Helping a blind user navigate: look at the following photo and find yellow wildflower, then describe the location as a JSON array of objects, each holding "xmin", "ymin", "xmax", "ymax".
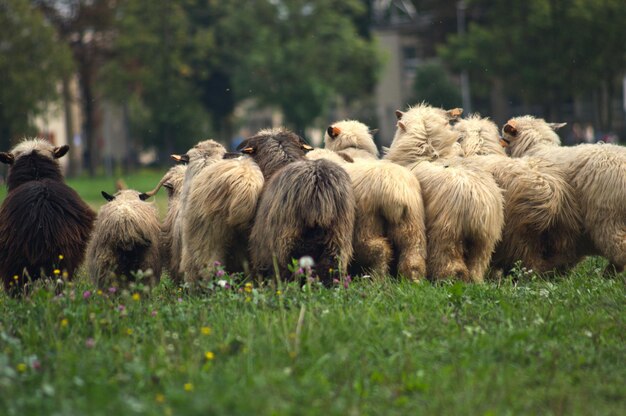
[
  {"xmin": 245, "ymin": 296, "xmax": 251, "ymax": 302},
  {"xmin": 16, "ymin": 363, "xmax": 27, "ymax": 373},
  {"xmin": 53, "ymin": 269, "xmax": 61, "ymax": 276},
  {"xmin": 62, "ymin": 271, "xmax": 69, "ymax": 279},
  {"xmin": 97, "ymin": 290, "xmax": 103, "ymax": 295},
  {"xmin": 126, "ymin": 328, "xmax": 133, "ymax": 335},
  {"xmin": 13, "ymin": 275, "xmax": 18, "ymax": 281},
  {"xmin": 276, "ymin": 290, "xmax": 282, "ymax": 296},
  {"xmin": 60, "ymin": 318, "xmax": 68, "ymax": 328},
  {"xmin": 201, "ymin": 326, "xmax": 211, "ymax": 336},
  {"xmin": 205, "ymin": 351, "xmax": 215, "ymax": 361},
  {"xmin": 155, "ymin": 394, "xmax": 165, "ymax": 404},
  {"xmin": 132, "ymin": 293, "xmax": 141, "ymax": 301},
  {"xmin": 58, "ymin": 254, "xmax": 64, "ymax": 260},
  {"xmin": 184, "ymin": 382, "xmax": 194, "ymax": 392},
  {"xmin": 244, "ymin": 282, "xmax": 253, "ymax": 293}
]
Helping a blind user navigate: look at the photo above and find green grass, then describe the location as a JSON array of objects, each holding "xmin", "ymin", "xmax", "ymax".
[
  {"xmin": 0, "ymin": 169, "xmax": 169, "ymax": 215},
  {"xmin": 0, "ymin": 259, "xmax": 624, "ymax": 415}
]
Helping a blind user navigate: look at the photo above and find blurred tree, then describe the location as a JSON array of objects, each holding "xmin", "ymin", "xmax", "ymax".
[
  {"xmin": 101, "ymin": 0, "xmax": 211, "ymax": 157},
  {"xmin": 35, "ymin": 0, "xmax": 120, "ymax": 176},
  {"xmin": 411, "ymin": 62, "xmax": 462, "ymax": 108},
  {"xmin": 0, "ymin": 0, "xmax": 72, "ymax": 152},
  {"xmin": 218, "ymin": 0, "xmax": 380, "ymax": 133},
  {"xmin": 439, "ymin": 0, "xmax": 626, "ymax": 127}
]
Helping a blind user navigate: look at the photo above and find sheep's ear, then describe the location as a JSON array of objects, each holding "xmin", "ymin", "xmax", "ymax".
[
  {"xmin": 548, "ymin": 122, "xmax": 567, "ymax": 131},
  {"xmin": 102, "ymin": 191, "xmax": 115, "ymax": 201},
  {"xmin": 0, "ymin": 152, "xmax": 14, "ymax": 165},
  {"xmin": 327, "ymin": 126, "xmax": 340, "ymax": 139},
  {"xmin": 369, "ymin": 128, "xmax": 379, "ymax": 136},
  {"xmin": 503, "ymin": 122, "xmax": 518, "ymax": 137},
  {"xmin": 116, "ymin": 178, "xmax": 127, "ymax": 191},
  {"xmin": 53, "ymin": 145, "xmax": 70, "ymax": 159},
  {"xmin": 139, "ymin": 193, "xmax": 150, "ymax": 201},
  {"xmin": 446, "ymin": 108, "xmax": 463, "ymax": 120},
  {"xmin": 395, "ymin": 110, "xmax": 404, "ymax": 120},
  {"xmin": 240, "ymin": 146, "xmax": 255, "ymax": 154},
  {"xmin": 171, "ymin": 154, "xmax": 190, "ymax": 164},
  {"xmin": 398, "ymin": 121, "xmax": 407, "ymax": 131}
]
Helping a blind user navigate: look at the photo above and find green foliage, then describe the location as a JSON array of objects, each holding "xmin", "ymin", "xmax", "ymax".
[
  {"xmin": 438, "ymin": 0, "xmax": 626, "ymax": 115},
  {"xmin": 0, "ymin": 0, "xmax": 73, "ymax": 150},
  {"xmin": 216, "ymin": 0, "xmax": 380, "ymax": 131},
  {"xmin": 101, "ymin": 0, "xmax": 212, "ymax": 151},
  {"xmin": 0, "ymin": 262, "xmax": 623, "ymax": 414},
  {"xmin": 411, "ymin": 62, "xmax": 462, "ymax": 109}
]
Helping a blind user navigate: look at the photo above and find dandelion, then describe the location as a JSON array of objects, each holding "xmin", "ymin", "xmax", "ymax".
[
  {"xmin": 132, "ymin": 293, "xmax": 141, "ymax": 301},
  {"xmin": 60, "ymin": 318, "xmax": 68, "ymax": 328},
  {"xmin": 244, "ymin": 282, "xmax": 253, "ymax": 293},
  {"xmin": 201, "ymin": 326, "xmax": 211, "ymax": 336},
  {"xmin": 53, "ymin": 269, "xmax": 61, "ymax": 276},
  {"xmin": 276, "ymin": 290, "xmax": 282, "ymax": 296},
  {"xmin": 97, "ymin": 289, "xmax": 103, "ymax": 295},
  {"xmin": 204, "ymin": 351, "xmax": 215, "ymax": 361},
  {"xmin": 13, "ymin": 275, "xmax": 18, "ymax": 281},
  {"xmin": 83, "ymin": 290, "xmax": 91, "ymax": 299},
  {"xmin": 126, "ymin": 328, "xmax": 133, "ymax": 335},
  {"xmin": 184, "ymin": 383, "xmax": 194, "ymax": 392},
  {"xmin": 59, "ymin": 254, "xmax": 64, "ymax": 260},
  {"xmin": 155, "ymin": 394, "xmax": 165, "ymax": 404},
  {"xmin": 16, "ymin": 363, "xmax": 27, "ymax": 373},
  {"xmin": 85, "ymin": 338, "xmax": 95, "ymax": 348}
]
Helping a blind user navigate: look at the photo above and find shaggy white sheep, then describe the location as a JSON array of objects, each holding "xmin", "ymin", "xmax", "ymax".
[
  {"xmin": 501, "ymin": 116, "xmax": 626, "ymax": 273},
  {"xmin": 384, "ymin": 104, "xmax": 504, "ymax": 282}
]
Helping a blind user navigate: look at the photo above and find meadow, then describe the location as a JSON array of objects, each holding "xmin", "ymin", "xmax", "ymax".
[{"xmin": 0, "ymin": 172, "xmax": 625, "ymax": 415}]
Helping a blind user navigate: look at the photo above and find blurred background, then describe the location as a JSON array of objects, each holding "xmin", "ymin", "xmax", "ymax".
[{"xmin": 1, "ymin": 0, "xmax": 625, "ymax": 179}]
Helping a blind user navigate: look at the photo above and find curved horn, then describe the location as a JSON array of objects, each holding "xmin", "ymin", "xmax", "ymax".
[{"xmin": 141, "ymin": 173, "xmax": 172, "ymax": 198}]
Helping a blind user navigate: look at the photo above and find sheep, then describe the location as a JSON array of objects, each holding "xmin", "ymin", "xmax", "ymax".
[
  {"xmin": 454, "ymin": 115, "xmax": 583, "ymax": 274},
  {"xmin": 141, "ymin": 164, "xmax": 187, "ymax": 282},
  {"xmin": 0, "ymin": 139, "xmax": 95, "ymax": 294},
  {"xmin": 384, "ymin": 104, "xmax": 504, "ymax": 282},
  {"xmin": 316, "ymin": 121, "xmax": 427, "ymax": 280},
  {"xmin": 501, "ymin": 116, "xmax": 626, "ymax": 274},
  {"xmin": 85, "ymin": 189, "xmax": 161, "ymax": 287},
  {"xmin": 179, "ymin": 149, "xmax": 264, "ymax": 281},
  {"xmin": 237, "ymin": 128, "xmax": 355, "ymax": 284}
]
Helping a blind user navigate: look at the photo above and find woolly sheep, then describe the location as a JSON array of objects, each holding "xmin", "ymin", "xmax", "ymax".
[
  {"xmin": 238, "ymin": 128, "xmax": 355, "ymax": 284},
  {"xmin": 501, "ymin": 116, "xmax": 626, "ymax": 273},
  {"xmin": 178, "ymin": 144, "xmax": 264, "ymax": 281},
  {"xmin": 85, "ymin": 189, "xmax": 161, "ymax": 287},
  {"xmin": 385, "ymin": 104, "xmax": 504, "ymax": 282},
  {"xmin": 454, "ymin": 115, "xmax": 583, "ymax": 274},
  {"xmin": 0, "ymin": 139, "xmax": 95, "ymax": 294},
  {"xmin": 318, "ymin": 121, "xmax": 427, "ymax": 280}
]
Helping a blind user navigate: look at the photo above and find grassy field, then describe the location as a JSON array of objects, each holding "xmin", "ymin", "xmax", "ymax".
[{"xmin": 0, "ymin": 171, "xmax": 625, "ymax": 415}]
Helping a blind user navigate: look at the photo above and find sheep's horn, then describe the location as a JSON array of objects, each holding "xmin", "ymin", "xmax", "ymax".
[{"xmin": 141, "ymin": 173, "xmax": 172, "ymax": 197}]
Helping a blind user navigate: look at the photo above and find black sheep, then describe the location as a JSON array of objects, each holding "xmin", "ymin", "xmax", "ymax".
[{"xmin": 0, "ymin": 139, "xmax": 95, "ymax": 294}]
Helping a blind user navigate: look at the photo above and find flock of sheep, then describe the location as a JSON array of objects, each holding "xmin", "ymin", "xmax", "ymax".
[{"xmin": 1, "ymin": 103, "xmax": 625, "ymax": 295}]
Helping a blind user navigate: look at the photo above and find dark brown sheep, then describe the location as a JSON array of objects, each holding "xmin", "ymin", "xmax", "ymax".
[
  {"xmin": 0, "ymin": 139, "xmax": 95, "ymax": 295},
  {"xmin": 237, "ymin": 128, "xmax": 356, "ymax": 284}
]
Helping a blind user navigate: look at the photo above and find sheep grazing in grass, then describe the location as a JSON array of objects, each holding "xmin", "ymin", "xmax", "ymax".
[
  {"xmin": 385, "ymin": 104, "xmax": 504, "ymax": 282},
  {"xmin": 142, "ymin": 164, "xmax": 187, "ymax": 281},
  {"xmin": 85, "ymin": 189, "xmax": 161, "ymax": 287},
  {"xmin": 317, "ymin": 121, "xmax": 427, "ymax": 281},
  {"xmin": 0, "ymin": 139, "xmax": 95, "ymax": 294},
  {"xmin": 238, "ymin": 128, "xmax": 355, "ymax": 284},
  {"xmin": 501, "ymin": 116, "xmax": 626, "ymax": 274},
  {"xmin": 454, "ymin": 115, "xmax": 583, "ymax": 274}
]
